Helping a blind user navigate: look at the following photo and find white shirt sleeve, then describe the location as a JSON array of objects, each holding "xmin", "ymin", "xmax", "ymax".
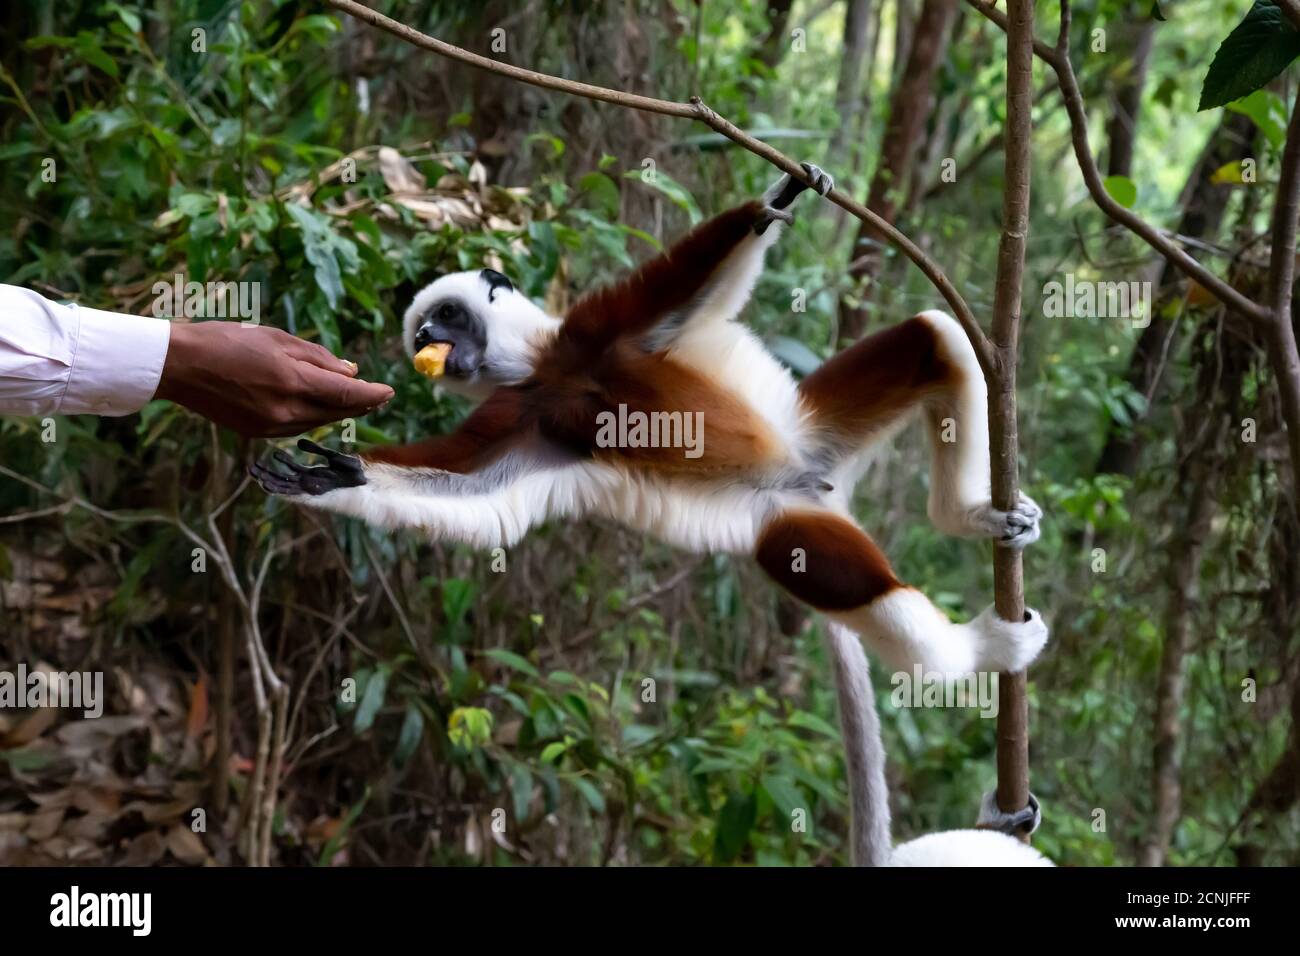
[{"xmin": 0, "ymin": 284, "xmax": 172, "ymax": 417}]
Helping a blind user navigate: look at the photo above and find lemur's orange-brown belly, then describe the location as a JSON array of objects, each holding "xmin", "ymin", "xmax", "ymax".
[
  {"xmin": 605, "ymin": 354, "xmax": 785, "ymax": 474},
  {"xmin": 538, "ymin": 345, "xmax": 786, "ymax": 476}
]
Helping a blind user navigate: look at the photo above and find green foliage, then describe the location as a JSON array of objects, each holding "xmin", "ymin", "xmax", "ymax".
[
  {"xmin": 1102, "ymin": 174, "xmax": 1138, "ymax": 209},
  {"xmin": 1199, "ymin": 1, "xmax": 1300, "ymax": 110}
]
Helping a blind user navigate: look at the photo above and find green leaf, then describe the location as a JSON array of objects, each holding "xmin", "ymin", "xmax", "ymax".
[
  {"xmin": 447, "ymin": 706, "xmax": 493, "ymax": 749},
  {"xmin": 510, "ymin": 764, "xmax": 534, "ymax": 822},
  {"xmin": 1102, "ymin": 174, "xmax": 1137, "ymax": 209},
  {"xmin": 1226, "ymin": 88, "xmax": 1290, "ymax": 148},
  {"xmin": 285, "ymin": 203, "xmax": 345, "ymax": 309},
  {"xmin": 483, "ymin": 647, "xmax": 540, "ymax": 678},
  {"xmin": 570, "ymin": 776, "xmax": 606, "ymax": 814},
  {"xmin": 353, "ymin": 667, "xmax": 389, "ymax": 733},
  {"xmin": 1209, "ymin": 159, "xmax": 1249, "ymax": 184},
  {"xmin": 760, "ymin": 774, "xmax": 806, "ymax": 820},
  {"xmin": 524, "ymin": 132, "xmax": 565, "ymax": 159},
  {"xmin": 75, "ymin": 32, "xmax": 118, "ymax": 77},
  {"xmin": 622, "ymin": 168, "xmax": 703, "ymax": 225},
  {"xmin": 1199, "ymin": 2, "xmax": 1300, "ymax": 111},
  {"xmin": 578, "ymin": 171, "xmax": 620, "ymax": 214},
  {"xmin": 540, "ymin": 740, "xmax": 568, "ymax": 763},
  {"xmin": 393, "ymin": 701, "xmax": 424, "ymax": 768},
  {"xmin": 104, "ymin": 2, "xmax": 142, "ymax": 33},
  {"xmin": 787, "ymin": 710, "xmax": 840, "ymax": 739},
  {"xmin": 440, "ymin": 577, "xmax": 476, "ymax": 641},
  {"xmin": 713, "ymin": 789, "xmax": 757, "ymax": 862}
]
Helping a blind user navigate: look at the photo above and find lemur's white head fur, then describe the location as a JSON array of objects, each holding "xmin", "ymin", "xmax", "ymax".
[{"xmin": 403, "ymin": 269, "xmax": 561, "ymax": 400}]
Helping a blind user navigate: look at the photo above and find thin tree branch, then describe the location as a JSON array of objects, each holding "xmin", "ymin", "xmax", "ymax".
[
  {"xmin": 1268, "ymin": 87, "xmax": 1300, "ymax": 321},
  {"xmin": 1266, "ymin": 87, "xmax": 1300, "ymax": 493},
  {"xmin": 989, "ymin": 0, "xmax": 1034, "ymax": 831},
  {"xmin": 321, "ymin": 0, "xmax": 996, "ymax": 377}
]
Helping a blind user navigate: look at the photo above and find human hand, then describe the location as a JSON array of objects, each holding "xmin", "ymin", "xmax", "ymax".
[{"xmin": 154, "ymin": 322, "xmax": 394, "ymax": 437}]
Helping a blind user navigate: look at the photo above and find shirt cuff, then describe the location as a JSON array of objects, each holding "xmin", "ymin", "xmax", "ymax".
[{"xmin": 60, "ymin": 305, "xmax": 172, "ymax": 416}]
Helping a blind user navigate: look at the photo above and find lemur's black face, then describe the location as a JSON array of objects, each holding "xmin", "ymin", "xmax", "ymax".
[
  {"xmin": 411, "ymin": 269, "xmax": 516, "ymax": 381},
  {"xmin": 413, "ymin": 298, "xmax": 486, "ymax": 378}
]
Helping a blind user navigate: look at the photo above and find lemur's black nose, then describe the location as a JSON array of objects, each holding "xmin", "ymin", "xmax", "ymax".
[{"xmin": 414, "ymin": 325, "xmax": 434, "ymax": 351}]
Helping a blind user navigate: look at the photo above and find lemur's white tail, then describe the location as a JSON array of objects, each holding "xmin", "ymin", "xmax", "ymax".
[{"xmin": 823, "ymin": 622, "xmax": 892, "ymax": 866}]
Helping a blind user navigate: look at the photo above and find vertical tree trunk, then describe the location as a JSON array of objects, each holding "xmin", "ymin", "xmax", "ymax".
[
  {"xmin": 755, "ymin": 0, "xmax": 796, "ymax": 70},
  {"xmin": 1139, "ymin": 315, "xmax": 1241, "ymax": 866},
  {"xmin": 1104, "ymin": 19, "xmax": 1156, "ymax": 179},
  {"xmin": 989, "ymin": 0, "xmax": 1034, "ymax": 828},
  {"xmin": 1139, "ymin": 465, "xmax": 1217, "ymax": 866},
  {"xmin": 837, "ymin": 0, "xmax": 959, "ymax": 346},
  {"xmin": 828, "ymin": 0, "xmax": 878, "ymax": 162},
  {"xmin": 893, "ymin": 0, "xmax": 917, "ymax": 86}
]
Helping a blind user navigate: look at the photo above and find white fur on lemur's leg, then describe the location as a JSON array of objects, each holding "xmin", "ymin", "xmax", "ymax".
[
  {"xmin": 829, "ymin": 588, "xmax": 1049, "ymax": 676},
  {"xmin": 915, "ymin": 309, "xmax": 1042, "ymax": 548}
]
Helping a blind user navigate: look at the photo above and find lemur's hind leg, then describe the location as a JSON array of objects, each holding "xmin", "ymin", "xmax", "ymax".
[
  {"xmin": 799, "ymin": 310, "xmax": 1041, "ymax": 548},
  {"xmin": 755, "ymin": 508, "xmax": 1048, "ymax": 674}
]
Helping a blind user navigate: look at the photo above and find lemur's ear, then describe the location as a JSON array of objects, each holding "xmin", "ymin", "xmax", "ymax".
[{"xmin": 480, "ymin": 269, "xmax": 514, "ymax": 302}]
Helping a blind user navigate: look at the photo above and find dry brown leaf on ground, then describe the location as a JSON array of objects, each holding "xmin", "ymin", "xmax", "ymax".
[
  {"xmin": 377, "ymin": 145, "xmax": 427, "ymax": 194},
  {"xmin": 5, "ymin": 707, "xmax": 59, "ymax": 747},
  {"xmin": 186, "ymin": 672, "xmax": 209, "ymax": 740},
  {"xmin": 165, "ymin": 824, "xmax": 211, "ymax": 865}
]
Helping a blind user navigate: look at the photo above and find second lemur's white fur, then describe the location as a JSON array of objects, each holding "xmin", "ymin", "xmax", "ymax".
[{"xmin": 824, "ymin": 623, "xmax": 1053, "ymax": 866}]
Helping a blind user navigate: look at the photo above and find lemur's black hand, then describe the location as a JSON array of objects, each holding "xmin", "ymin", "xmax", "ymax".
[
  {"xmin": 250, "ymin": 439, "xmax": 367, "ymax": 497},
  {"xmin": 755, "ymin": 162, "xmax": 835, "ymax": 234},
  {"xmin": 770, "ymin": 162, "xmax": 835, "ymax": 209}
]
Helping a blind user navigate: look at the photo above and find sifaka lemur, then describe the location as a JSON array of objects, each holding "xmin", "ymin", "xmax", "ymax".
[{"xmin": 252, "ymin": 162, "xmax": 1051, "ymax": 860}]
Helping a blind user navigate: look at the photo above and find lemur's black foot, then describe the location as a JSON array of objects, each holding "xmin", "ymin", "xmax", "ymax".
[
  {"xmin": 976, "ymin": 790, "xmax": 1042, "ymax": 837},
  {"xmin": 755, "ymin": 162, "xmax": 835, "ymax": 234},
  {"xmin": 250, "ymin": 439, "xmax": 367, "ymax": 497},
  {"xmin": 769, "ymin": 162, "xmax": 835, "ymax": 209}
]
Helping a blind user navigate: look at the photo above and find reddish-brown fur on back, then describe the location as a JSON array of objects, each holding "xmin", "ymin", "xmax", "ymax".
[
  {"xmin": 365, "ymin": 200, "xmax": 781, "ymax": 477},
  {"xmin": 756, "ymin": 510, "xmax": 901, "ymax": 610},
  {"xmin": 528, "ymin": 337, "xmax": 782, "ymax": 473},
  {"xmin": 799, "ymin": 317, "xmax": 953, "ymax": 442},
  {"xmin": 362, "ymin": 388, "xmax": 531, "ymax": 472},
  {"xmin": 563, "ymin": 201, "xmax": 766, "ymax": 347}
]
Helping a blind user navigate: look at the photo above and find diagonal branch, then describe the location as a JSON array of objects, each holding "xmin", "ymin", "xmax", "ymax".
[
  {"xmin": 966, "ymin": 0, "xmax": 1272, "ymax": 325},
  {"xmin": 322, "ymin": 0, "xmax": 997, "ymax": 377}
]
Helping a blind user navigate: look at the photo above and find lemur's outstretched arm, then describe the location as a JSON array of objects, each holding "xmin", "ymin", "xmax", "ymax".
[
  {"xmin": 248, "ymin": 386, "xmax": 586, "ymax": 547},
  {"xmin": 250, "ymin": 435, "xmax": 585, "ymax": 549},
  {"xmin": 564, "ymin": 163, "xmax": 833, "ymax": 350}
]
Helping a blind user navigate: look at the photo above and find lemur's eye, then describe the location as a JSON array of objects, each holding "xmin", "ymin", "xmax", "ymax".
[{"xmin": 438, "ymin": 303, "xmax": 458, "ymax": 322}]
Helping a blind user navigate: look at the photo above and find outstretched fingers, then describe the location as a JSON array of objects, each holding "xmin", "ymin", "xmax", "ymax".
[{"xmin": 249, "ymin": 440, "xmax": 368, "ymax": 497}]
